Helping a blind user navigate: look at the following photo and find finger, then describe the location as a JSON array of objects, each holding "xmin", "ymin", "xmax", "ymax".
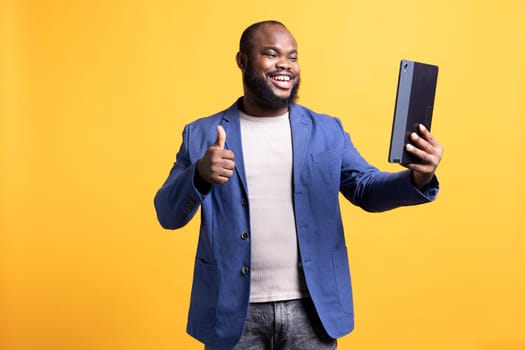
[
  {"xmin": 220, "ymin": 168, "xmax": 234, "ymax": 178},
  {"xmin": 418, "ymin": 124, "xmax": 439, "ymax": 147},
  {"xmin": 213, "ymin": 170, "xmax": 234, "ymax": 184},
  {"xmin": 221, "ymin": 159, "xmax": 235, "ymax": 170},
  {"xmin": 410, "ymin": 132, "xmax": 432, "ymax": 154},
  {"xmin": 220, "ymin": 150, "xmax": 235, "ymax": 160},
  {"xmin": 214, "ymin": 125, "xmax": 226, "ymax": 149},
  {"xmin": 412, "ymin": 126, "xmax": 444, "ymax": 162},
  {"xmin": 406, "ymin": 143, "xmax": 430, "ymax": 163},
  {"xmin": 418, "ymin": 123, "xmax": 430, "ymax": 136}
]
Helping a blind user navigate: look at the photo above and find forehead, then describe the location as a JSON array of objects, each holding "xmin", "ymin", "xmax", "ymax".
[{"xmin": 250, "ymin": 24, "xmax": 297, "ymax": 51}]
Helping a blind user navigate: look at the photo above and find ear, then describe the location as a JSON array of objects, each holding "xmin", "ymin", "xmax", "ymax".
[{"xmin": 236, "ymin": 51, "xmax": 247, "ymax": 71}]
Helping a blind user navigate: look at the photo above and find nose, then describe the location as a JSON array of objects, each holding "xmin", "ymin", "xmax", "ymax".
[{"xmin": 276, "ymin": 57, "xmax": 292, "ymax": 70}]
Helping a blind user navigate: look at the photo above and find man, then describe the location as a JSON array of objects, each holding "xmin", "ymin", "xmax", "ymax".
[{"xmin": 154, "ymin": 20, "xmax": 442, "ymax": 350}]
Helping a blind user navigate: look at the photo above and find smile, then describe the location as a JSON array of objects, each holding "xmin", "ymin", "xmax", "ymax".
[{"xmin": 268, "ymin": 73, "xmax": 295, "ymax": 90}]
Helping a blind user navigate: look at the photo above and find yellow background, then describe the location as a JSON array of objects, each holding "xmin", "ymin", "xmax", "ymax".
[{"xmin": 1, "ymin": 0, "xmax": 524, "ymax": 349}]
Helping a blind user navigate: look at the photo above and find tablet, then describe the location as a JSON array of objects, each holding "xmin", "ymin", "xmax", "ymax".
[{"xmin": 388, "ymin": 59, "xmax": 439, "ymax": 164}]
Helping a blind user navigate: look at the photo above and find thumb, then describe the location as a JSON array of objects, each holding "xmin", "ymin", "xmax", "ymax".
[{"xmin": 214, "ymin": 125, "xmax": 226, "ymax": 149}]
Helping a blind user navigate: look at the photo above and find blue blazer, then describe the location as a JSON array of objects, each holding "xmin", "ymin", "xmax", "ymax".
[{"xmin": 154, "ymin": 99, "xmax": 438, "ymax": 350}]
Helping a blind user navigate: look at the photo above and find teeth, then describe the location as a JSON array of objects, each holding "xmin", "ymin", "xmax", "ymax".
[{"xmin": 273, "ymin": 76, "xmax": 291, "ymax": 81}]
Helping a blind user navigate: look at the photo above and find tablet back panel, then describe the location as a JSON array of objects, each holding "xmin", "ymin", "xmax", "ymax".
[{"xmin": 388, "ymin": 60, "xmax": 439, "ymax": 164}]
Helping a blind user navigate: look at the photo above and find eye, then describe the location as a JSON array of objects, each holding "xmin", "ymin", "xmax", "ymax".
[
  {"xmin": 289, "ymin": 55, "xmax": 298, "ymax": 62},
  {"xmin": 263, "ymin": 52, "xmax": 277, "ymax": 58}
]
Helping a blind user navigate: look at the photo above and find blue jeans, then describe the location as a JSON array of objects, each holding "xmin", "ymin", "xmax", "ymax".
[{"xmin": 205, "ymin": 298, "xmax": 337, "ymax": 350}]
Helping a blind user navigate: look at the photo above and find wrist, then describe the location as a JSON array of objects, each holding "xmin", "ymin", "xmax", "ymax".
[
  {"xmin": 194, "ymin": 161, "xmax": 212, "ymax": 195},
  {"xmin": 411, "ymin": 171, "xmax": 433, "ymax": 189}
]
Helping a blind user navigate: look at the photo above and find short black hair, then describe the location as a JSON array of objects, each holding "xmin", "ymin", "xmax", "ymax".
[{"xmin": 239, "ymin": 20, "xmax": 287, "ymax": 55}]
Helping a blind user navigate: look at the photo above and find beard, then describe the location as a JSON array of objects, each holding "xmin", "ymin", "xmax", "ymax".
[{"xmin": 243, "ymin": 61, "xmax": 300, "ymax": 110}]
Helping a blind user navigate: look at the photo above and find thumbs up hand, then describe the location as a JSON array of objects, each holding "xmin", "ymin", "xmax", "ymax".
[{"xmin": 196, "ymin": 125, "xmax": 235, "ymax": 185}]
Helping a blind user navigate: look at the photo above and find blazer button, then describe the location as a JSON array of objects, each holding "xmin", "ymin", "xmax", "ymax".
[
  {"xmin": 241, "ymin": 266, "xmax": 249, "ymax": 275},
  {"xmin": 240, "ymin": 231, "xmax": 249, "ymax": 240},
  {"xmin": 241, "ymin": 197, "xmax": 248, "ymax": 206}
]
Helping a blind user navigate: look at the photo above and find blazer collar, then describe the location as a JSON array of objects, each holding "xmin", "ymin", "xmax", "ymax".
[{"xmin": 220, "ymin": 99, "xmax": 311, "ymax": 192}]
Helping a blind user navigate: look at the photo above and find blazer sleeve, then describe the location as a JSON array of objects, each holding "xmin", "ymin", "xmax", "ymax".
[{"xmin": 154, "ymin": 125, "xmax": 207, "ymax": 229}]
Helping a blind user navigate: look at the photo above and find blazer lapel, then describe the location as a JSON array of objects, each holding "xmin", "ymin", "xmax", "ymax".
[
  {"xmin": 221, "ymin": 102, "xmax": 249, "ymax": 195},
  {"xmin": 289, "ymin": 104, "xmax": 311, "ymax": 186}
]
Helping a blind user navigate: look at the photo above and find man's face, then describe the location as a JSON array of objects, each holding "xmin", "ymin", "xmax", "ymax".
[{"xmin": 242, "ymin": 24, "xmax": 301, "ymax": 110}]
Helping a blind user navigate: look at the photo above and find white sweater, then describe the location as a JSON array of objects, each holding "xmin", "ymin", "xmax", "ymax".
[{"xmin": 240, "ymin": 111, "xmax": 308, "ymax": 303}]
